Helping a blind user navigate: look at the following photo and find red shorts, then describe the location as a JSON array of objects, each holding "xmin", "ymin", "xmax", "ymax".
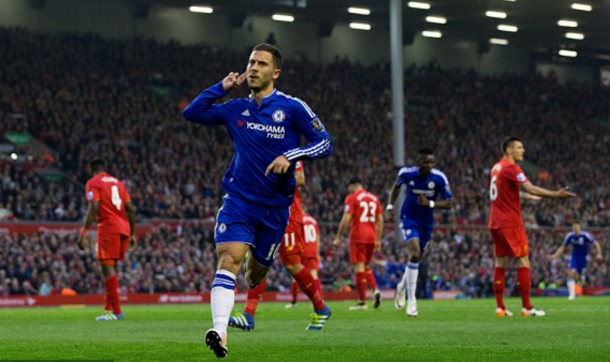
[
  {"xmin": 96, "ymin": 233, "xmax": 129, "ymax": 261},
  {"xmin": 279, "ymin": 221, "xmax": 304, "ymax": 258},
  {"xmin": 490, "ymin": 226, "xmax": 529, "ymax": 258},
  {"xmin": 349, "ymin": 242, "xmax": 375, "ymax": 264},
  {"xmin": 301, "ymin": 255, "xmax": 320, "ymax": 271}
]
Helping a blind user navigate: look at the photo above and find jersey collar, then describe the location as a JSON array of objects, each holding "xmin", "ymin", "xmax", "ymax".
[{"xmin": 248, "ymin": 89, "xmax": 278, "ymax": 105}]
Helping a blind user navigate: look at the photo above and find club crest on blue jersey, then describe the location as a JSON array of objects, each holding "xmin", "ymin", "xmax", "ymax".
[
  {"xmin": 218, "ymin": 223, "xmax": 227, "ymax": 233},
  {"xmin": 272, "ymin": 109, "xmax": 286, "ymax": 123},
  {"xmin": 428, "ymin": 181, "xmax": 435, "ymax": 189}
]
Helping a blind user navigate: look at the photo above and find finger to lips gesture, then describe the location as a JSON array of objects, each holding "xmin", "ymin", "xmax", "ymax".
[{"xmin": 222, "ymin": 71, "xmax": 247, "ymax": 92}]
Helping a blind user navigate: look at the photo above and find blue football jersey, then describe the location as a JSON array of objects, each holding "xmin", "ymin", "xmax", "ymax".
[
  {"xmin": 562, "ymin": 231, "xmax": 595, "ymax": 258},
  {"xmin": 182, "ymin": 82, "xmax": 332, "ymax": 207},
  {"xmin": 396, "ymin": 166, "xmax": 452, "ymax": 228}
]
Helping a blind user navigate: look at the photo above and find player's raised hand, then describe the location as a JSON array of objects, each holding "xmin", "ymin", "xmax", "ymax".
[
  {"xmin": 221, "ymin": 71, "xmax": 247, "ymax": 92},
  {"xmin": 128, "ymin": 235, "xmax": 138, "ymax": 251},
  {"xmin": 555, "ymin": 187, "xmax": 576, "ymax": 198},
  {"xmin": 265, "ymin": 155, "xmax": 291, "ymax": 176}
]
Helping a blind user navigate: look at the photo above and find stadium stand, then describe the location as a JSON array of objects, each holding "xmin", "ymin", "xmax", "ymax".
[{"xmin": 1, "ymin": 27, "xmax": 609, "ymax": 297}]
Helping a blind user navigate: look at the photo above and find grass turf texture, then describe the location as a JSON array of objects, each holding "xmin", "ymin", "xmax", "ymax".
[{"xmin": 0, "ymin": 297, "xmax": 608, "ymax": 362}]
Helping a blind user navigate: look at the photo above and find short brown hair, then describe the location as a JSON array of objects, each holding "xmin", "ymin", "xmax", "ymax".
[{"xmin": 252, "ymin": 43, "xmax": 283, "ymax": 69}]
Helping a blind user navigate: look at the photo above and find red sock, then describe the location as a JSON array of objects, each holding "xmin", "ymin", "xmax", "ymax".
[
  {"xmin": 244, "ymin": 279, "xmax": 267, "ymax": 316},
  {"xmin": 104, "ymin": 288, "xmax": 112, "ymax": 312},
  {"xmin": 290, "ymin": 280, "xmax": 299, "ymax": 303},
  {"xmin": 493, "ymin": 267, "xmax": 506, "ymax": 310},
  {"xmin": 356, "ymin": 271, "xmax": 367, "ymax": 303},
  {"xmin": 105, "ymin": 275, "xmax": 121, "ymax": 315},
  {"xmin": 294, "ymin": 267, "xmax": 325, "ymax": 311},
  {"xmin": 517, "ymin": 267, "xmax": 533, "ymax": 310},
  {"xmin": 365, "ymin": 268, "xmax": 378, "ymax": 291},
  {"xmin": 314, "ymin": 278, "xmax": 322, "ymax": 297}
]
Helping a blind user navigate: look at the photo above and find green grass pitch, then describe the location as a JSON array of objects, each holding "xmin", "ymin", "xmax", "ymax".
[{"xmin": 0, "ymin": 297, "xmax": 608, "ymax": 361}]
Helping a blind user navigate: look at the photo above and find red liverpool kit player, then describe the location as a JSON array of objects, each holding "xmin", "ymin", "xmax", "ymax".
[
  {"xmin": 333, "ymin": 177, "xmax": 383, "ymax": 310},
  {"xmin": 229, "ymin": 161, "xmax": 330, "ymax": 331},
  {"xmin": 489, "ymin": 137, "xmax": 574, "ymax": 317},
  {"xmin": 77, "ymin": 159, "xmax": 136, "ymax": 321},
  {"xmin": 286, "ymin": 213, "xmax": 323, "ymax": 308}
]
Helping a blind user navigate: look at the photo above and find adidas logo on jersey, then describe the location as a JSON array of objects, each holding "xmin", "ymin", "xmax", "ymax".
[
  {"xmin": 409, "ymin": 181, "xmax": 415, "ymax": 186},
  {"xmin": 241, "ymin": 109, "xmax": 251, "ymax": 116}
]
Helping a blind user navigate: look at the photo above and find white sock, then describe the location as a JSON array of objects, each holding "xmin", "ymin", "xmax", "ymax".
[
  {"xmin": 211, "ymin": 270, "xmax": 236, "ymax": 335},
  {"xmin": 406, "ymin": 262, "xmax": 419, "ymax": 304},
  {"xmin": 398, "ymin": 271, "xmax": 407, "ymax": 288},
  {"xmin": 567, "ymin": 278, "xmax": 575, "ymax": 298}
]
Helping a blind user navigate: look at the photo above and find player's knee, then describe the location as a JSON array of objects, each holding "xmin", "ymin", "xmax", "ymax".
[
  {"xmin": 285, "ymin": 263, "xmax": 302, "ymax": 275},
  {"xmin": 217, "ymin": 252, "xmax": 244, "ymax": 273},
  {"xmin": 409, "ymin": 253, "xmax": 421, "ymax": 263}
]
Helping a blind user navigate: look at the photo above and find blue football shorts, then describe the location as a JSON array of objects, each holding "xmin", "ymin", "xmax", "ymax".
[
  {"xmin": 215, "ymin": 194, "xmax": 290, "ymax": 268},
  {"xmin": 400, "ymin": 219, "xmax": 433, "ymax": 250},
  {"xmin": 569, "ymin": 256, "xmax": 587, "ymax": 275}
]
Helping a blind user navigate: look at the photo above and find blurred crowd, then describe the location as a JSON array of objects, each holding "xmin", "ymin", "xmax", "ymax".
[
  {"xmin": 1, "ymin": 27, "xmax": 610, "ymax": 297},
  {"xmin": 1, "ymin": 225, "xmax": 608, "ymax": 297},
  {"xmin": 1, "ymin": 27, "xmax": 609, "ymax": 227}
]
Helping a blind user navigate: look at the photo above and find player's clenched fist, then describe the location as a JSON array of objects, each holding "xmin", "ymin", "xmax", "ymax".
[
  {"xmin": 128, "ymin": 235, "xmax": 137, "ymax": 251},
  {"xmin": 222, "ymin": 71, "xmax": 247, "ymax": 92},
  {"xmin": 77, "ymin": 236, "xmax": 87, "ymax": 251},
  {"xmin": 417, "ymin": 194, "xmax": 430, "ymax": 206}
]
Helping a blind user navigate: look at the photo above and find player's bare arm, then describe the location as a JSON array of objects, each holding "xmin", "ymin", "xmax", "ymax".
[
  {"xmin": 125, "ymin": 201, "xmax": 137, "ymax": 251},
  {"xmin": 519, "ymin": 191, "xmax": 542, "ymax": 201},
  {"xmin": 417, "ymin": 194, "xmax": 452, "ymax": 209},
  {"xmin": 265, "ymin": 155, "xmax": 291, "ymax": 176},
  {"xmin": 333, "ymin": 213, "xmax": 352, "ymax": 246},
  {"xmin": 77, "ymin": 201, "xmax": 99, "ymax": 251},
  {"xmin": 295, "ymin": 167, "xmax": 305, "ymax": 187},
  {"xmin": 548, "ymin": 245, "xmax": 565, "ymax": 259},
  {"xmin": 521, "ymin": 181, "xmax": 576, "ymax": 199},
  {"xmin": 594, "ymin": 241, "xmax": 603, "ymax": 260},
  {"xmin": 374, "ymin": 213, "xmax": 383, "ymax": 252},
  {"xmin": 386, "ymin": 181, "xmax": 401, "ymax": 222},
  {"xmin": 221, "ymin": 71, "xmax": 247, "ymax": 92}
]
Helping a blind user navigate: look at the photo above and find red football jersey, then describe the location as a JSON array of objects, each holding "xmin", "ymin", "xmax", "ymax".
[
  {"xmin": 344, "ymin": 188, "xmax": 382, "ymax": 244},
  {"xmin": 85, "ymin": 172, "xmax": 131, "ymax": 236},
  {"xmin": 488, "ymin": 158, "xmax": 528, "ymax": 229},
  {"xmin": 302, "ymin": 214, "xmax": 319, "ymax": 258},
  {"xmin": 288, "ymin": 161, "xmax": 304, "ymax": 224}
]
